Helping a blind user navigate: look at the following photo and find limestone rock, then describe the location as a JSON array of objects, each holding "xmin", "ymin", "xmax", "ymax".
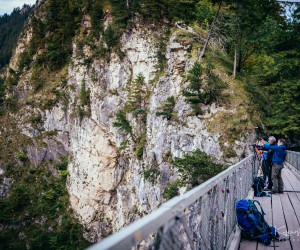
[
  {"xmin": 43, "ymin": 138, "xmax": 68, "ymax": 162},
  {"xmin": 44, "ymin": 106, "xmax": 67, "ymax": 131},
  {"xmin": 26, "ymin": 144, "xmax": 47, "ymax": 167},
  {"xmin": 0, "ymin": 178, "xmax": 12, "ymax": 198}
]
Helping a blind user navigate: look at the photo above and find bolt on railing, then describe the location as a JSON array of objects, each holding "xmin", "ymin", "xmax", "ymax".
[{"xmin": 88, "ymin": 154, "xmax": 260, "ymax": 250}]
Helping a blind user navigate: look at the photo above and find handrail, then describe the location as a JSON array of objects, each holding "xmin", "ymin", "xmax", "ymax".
[
  {"xmin": 277, "ymin": 0, "xmax": 300, "ymax": 2},
  {"xmin": 88, "ymin": 154, "xmax": 259, "ymax": 250},
  {"xmin": 286, "ymin": 150, "xmax": 300, "ymax": 175}
]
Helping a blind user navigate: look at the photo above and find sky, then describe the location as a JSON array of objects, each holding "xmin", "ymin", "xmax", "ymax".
[{"xmin": 0, "ymin": 0, "xmax": 36, "ymax": 16}]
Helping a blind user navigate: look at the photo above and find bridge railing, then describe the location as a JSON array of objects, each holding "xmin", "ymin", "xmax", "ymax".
[
  {"xmin": 277, "ymin": 0, "xmax": 300, "ymax": 2},
  {"xmin": 286, "ymin": 150, "xmax": 300, "ymax": 174},
  {"xmin": 89, "ymin": 154, "xmax": 259, "ymax": 250}
]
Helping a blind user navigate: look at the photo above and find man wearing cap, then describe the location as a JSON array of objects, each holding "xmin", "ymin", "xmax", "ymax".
[
  {"xmin": 263, "ymin": 138, "xmax": 287, "ymax": 194},
  {"xmin": 261, "ymin": 136, "xmax": 269, "ymax": 184}
]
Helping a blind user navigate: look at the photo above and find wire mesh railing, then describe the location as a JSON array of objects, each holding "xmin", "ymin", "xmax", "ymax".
[
  {"xmin": 286, "ymin": 150, "xmax": 300, "ymax": 174},
  {"xmin": 88, "ymin": 154, "xmax": 260, "ymax": 250}
]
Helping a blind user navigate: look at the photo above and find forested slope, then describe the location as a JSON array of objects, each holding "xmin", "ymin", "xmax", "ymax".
[{"xmin": 0, "ymin": 5, "xmax": 32, "ymax": 68}]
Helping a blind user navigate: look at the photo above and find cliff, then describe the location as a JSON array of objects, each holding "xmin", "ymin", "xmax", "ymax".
[{"xmin": 0, "ymin": 1, "xmax": 259, "ymax": 247}]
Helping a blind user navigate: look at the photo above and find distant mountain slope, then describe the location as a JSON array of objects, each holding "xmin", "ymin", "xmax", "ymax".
[{"xmin": 0, "ymin": 6, "xmax": 32, "ymax": 68}]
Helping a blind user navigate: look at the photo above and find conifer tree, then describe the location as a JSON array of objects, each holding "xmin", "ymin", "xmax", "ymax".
[{"xmin": 125, "ymin": 73, "xmax": 148, "ymax": 114}]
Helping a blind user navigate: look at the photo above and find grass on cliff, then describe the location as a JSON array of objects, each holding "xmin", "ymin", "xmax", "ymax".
[
  {"xmin": 168, "ymin": 23, "xmax": 259, "ymax": 147},
  {"xmin": 201, "ymin": 52, "xmax": 261, "ymax": 157}
]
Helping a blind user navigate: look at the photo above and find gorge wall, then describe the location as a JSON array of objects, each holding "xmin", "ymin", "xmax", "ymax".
[{"xmin": 0, "ymin": 3, "xmax": 258, "ymax": 244}]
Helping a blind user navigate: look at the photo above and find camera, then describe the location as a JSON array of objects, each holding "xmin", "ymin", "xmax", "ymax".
[{"xmin": 250, "ymin": 144, "xmax": 263, "ymax": 150}]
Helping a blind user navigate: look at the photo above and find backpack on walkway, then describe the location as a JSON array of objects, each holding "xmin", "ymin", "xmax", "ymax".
[
  {"xmin": 252, "ymin": 177, "xmax": 267, "ymax": 197},
  {"xmin": 236, "ymin": 199, "xmax": 279, "ymax": 245}
]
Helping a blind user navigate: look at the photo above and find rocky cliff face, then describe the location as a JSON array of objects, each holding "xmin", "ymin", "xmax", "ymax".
[{"xmin": 4, "ymin": 12, "xmax": 256, "ymax": 242}]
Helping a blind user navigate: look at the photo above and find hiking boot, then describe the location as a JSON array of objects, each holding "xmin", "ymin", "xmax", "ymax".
[
  {"xmin": 269, "ymin": 191, "xmax": 278, "ymax": 194},
  {"xmin": 278, "ymin": 191, "xmax": 284, "ymax": 194}
]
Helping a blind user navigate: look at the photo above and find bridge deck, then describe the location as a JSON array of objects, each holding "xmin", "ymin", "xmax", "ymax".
[{"xmin": 239, "ymin": 167, "xmax": 300, "ymax": 250}]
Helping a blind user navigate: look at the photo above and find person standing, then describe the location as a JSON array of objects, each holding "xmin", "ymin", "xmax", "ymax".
[
  {"xmin": 265, "ymin": 136, "xmax": 276, "ymax": 190},
  {"xmin": 263, "ymin": 138, "xmax": 287, "ymax": 194},
  {"xmin": 261, "ymin": 136, "xmax": 269, "ymax": 184}
]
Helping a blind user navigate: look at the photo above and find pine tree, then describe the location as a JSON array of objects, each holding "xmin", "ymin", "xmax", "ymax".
[
  {"xmin": 156, "ymin": 96, "xmax": 176, "ymax": 120},
  {"xmin": 202, "ymin": 61, "xmax": 227, "ymax": 104},
  {"xmin": 182, "ymin": 62, "xmax": 204, "ymax": 115},
  {"xmin": 125, "ymin": 73, "xmax": 148, "ymax": 114}
]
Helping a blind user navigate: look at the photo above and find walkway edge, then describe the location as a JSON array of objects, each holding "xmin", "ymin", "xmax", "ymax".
[{"xmin": 285, "ymin": 162, "xmax": 300, "ymax": 182}]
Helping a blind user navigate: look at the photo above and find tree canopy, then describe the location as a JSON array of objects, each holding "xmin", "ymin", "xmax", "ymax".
[{"xmin": 0, "ymin": 6, "xmax": 32, "ymax": 68}]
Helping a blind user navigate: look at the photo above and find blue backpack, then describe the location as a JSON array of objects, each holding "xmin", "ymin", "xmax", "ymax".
[{"xmin": 236, "ymin": 199, "xmax": 279, "ymax": 245}]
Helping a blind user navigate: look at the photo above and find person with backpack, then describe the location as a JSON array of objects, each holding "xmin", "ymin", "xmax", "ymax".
[{"xmin": 263, "ymin": 138, "xmax": 287, "ymax": 194}]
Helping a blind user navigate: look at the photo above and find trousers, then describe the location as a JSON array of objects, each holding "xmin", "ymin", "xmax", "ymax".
[
  {"xmin": 262, "ymin": 159, "xmax": 269, "ymax": 182},
  {"xmin": 271, "ymin": 163, "xmax": 283, "ymax": 192}
]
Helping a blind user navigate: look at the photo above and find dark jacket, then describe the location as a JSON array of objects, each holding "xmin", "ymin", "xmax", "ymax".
[
  {"xmin": 264, "ymin": 144, "xmax": 287, "ymax": 165},
  {"xmin": 266, "ymin": 143, "xmax": 276, "ymax": 167}
]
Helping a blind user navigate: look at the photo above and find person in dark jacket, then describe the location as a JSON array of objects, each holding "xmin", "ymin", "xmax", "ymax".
[
  {"xmin": 261, "ymin": 136, "xmax": 269, "ymax": 184},
  {"xmin": 263, "ymin": 138, "xmax": 287, "ymax": 194},
  {"xmin": 265, "ymin": 136, "xmax": 276, "ymax": 190}
]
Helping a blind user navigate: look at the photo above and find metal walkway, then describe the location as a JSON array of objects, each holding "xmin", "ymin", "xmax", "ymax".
[
  {"xmin": 240, "ymin": 165, "xmax": 300, "ymax": 250},
  {"xmin": 88, "ymin": 151, "xmax": 300, "ymax": 250}
]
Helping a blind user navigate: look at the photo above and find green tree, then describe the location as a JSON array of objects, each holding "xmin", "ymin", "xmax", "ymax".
[
  {"xmin": 125, "ymin": 73, "xmax": 148, "ymax": 156},
  {"xmin": 0, "ymin": 77, "xmax": 4, "ymax": 114},
  {"xmin": 202, "ymin": 60, "xmax": 227, "ymax": 104},
  {"xmin": 163, "ymin": 179, "xmax": 182, "ymax": 199},
  {"xmin": 252, "ymin": 5, "xmax": 300, "ymax": 138},
  {"xmin": 183, "ymin": 61, "xmax": 226, "ymax": 114},
  {"xmin": 113, "ymin": 111, "xmax": 133, "ymax": 134},
  {"xmin": 79, "ymin": 80, "xmax": 90, "ymax": 106},
  {"xmin": 228, "ymin": 0, "xmax": 283, "ymax": 76},
  {"xmin": 143, "ymin": 167, "xmax": 161, "ymax": 184},
  {"xmin": 90, "ymin": 0, "xmax": 104, "ymax": 34},
  {"xmin": 182, "ymin": 61, "xmax": 204, "ymax": 115},
  {"xmin": 173, "ymin": 149, "xmax": 225, "ymax": 187},
  {"xmin": 195, "ymin": 0, "xmax": 217, "ymax": 28},
  {"xmin": 44, "ymin": 0, "xmax": 84, "ymax": 68},
  {"xmin": 125, "ymin": 73, "xmax": 148, "ymax": 113},
  {"xmin": 156, "ymin": 96, "xmax": 176, "ymax": 120},
  {"xmin": 103, "ymin": 25, "xmax": 120, "ymax": 49}
]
